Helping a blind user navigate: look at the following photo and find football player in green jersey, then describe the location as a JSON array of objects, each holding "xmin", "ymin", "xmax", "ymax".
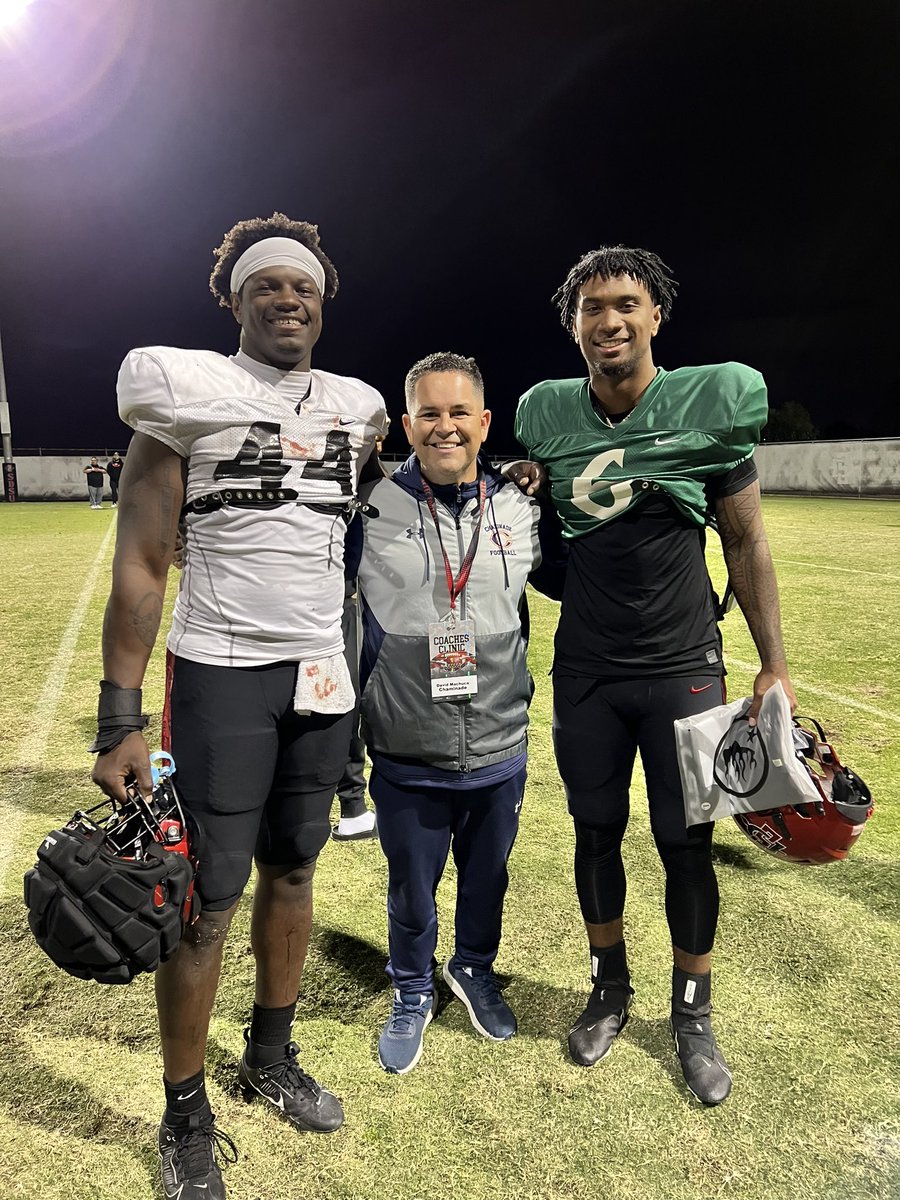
[{"xmin": 511, "ymin": 246, "xmax": 795, "ymax": 1106}]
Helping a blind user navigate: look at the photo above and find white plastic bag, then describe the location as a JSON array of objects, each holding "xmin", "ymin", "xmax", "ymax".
[{"xmin": 674, "ymin": 680, "xmax": 820, "ymax": 826}]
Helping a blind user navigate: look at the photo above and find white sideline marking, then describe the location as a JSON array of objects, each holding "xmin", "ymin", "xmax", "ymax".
[
  {"xmin": 726, "ymin": 657, "xmax": 900, "ymax": 725},
  {"xmin": 772, "ymin": 557, "xmax": 900, "ymax": 582},
  {"xmin": 0, "ymin": 518, "xmax": 117, "ymax": 892},
  {"xmin": 706, "ymin": 542, "xmax": 900, "ymax": 582}
]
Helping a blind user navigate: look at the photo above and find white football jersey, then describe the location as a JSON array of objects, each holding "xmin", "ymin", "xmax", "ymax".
[{"xmin": 118, "ymin": 346, "xmax": 388, "ymax": 667}]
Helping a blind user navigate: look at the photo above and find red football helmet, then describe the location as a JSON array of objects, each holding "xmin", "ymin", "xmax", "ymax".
[{"xmin": 732, "ymin": 717, "xmax": 873, "ymax": 865}]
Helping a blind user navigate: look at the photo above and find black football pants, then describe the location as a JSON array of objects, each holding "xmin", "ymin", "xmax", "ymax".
[{"xmin": 552, "ymin": 673, "xmax": 724, "ymax": 956}]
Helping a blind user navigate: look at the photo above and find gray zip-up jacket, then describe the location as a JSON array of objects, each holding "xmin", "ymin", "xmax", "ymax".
[{"xmin": 354, "ymin": 454, "xmax": 564, "ymax": 773}]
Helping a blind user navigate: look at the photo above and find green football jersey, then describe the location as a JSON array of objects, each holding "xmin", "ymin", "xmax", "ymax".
[{"xmin": 515, "ymin": 363, "xmax": 767, "ymax": 538}]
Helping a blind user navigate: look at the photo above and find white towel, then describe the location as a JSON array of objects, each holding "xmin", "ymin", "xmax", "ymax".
[{"xmin": 293, "ymin": 652, "xmax": 356, "ymax": 716}]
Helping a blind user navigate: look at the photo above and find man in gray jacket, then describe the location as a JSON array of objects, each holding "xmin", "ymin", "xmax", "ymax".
[{"xmin": 349, "ymin": 352, "xmax": 563, "ymax": 1074}]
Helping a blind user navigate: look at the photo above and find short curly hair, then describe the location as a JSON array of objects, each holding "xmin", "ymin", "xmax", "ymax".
[
  {"xmin": 404, "ymin": 352, "xmax": 484, "ymax": 412},
  {"xmin": 209, "ymin": 212, "xmax": 339, "ymax": 307},
  {"xmin": 553, "ymin": 245, "xmax": 678, "ymax": 330}
]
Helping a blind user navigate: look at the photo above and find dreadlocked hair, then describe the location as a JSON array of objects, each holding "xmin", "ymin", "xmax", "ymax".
[
  {"xmin": 553, "ymin": 246, "xmax": 678, "ymax": 329},
  {"xmin": 209, "ymin": 212, "xmax": 339, "ymax": 307},
  {"xmin": 404, "ymin": 351, "xmax": 484, "ymax": 412}
]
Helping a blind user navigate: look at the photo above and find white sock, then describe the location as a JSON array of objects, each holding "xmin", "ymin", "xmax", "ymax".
[{"xmin": 336, "ymin": 810, "xmax": 376, "ymax": 836}]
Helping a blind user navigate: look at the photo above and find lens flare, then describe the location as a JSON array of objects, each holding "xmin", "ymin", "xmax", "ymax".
[
  {"xmin": 0, "ymin": 0, "xmax": 146, "ymax": 155},
  {"xmin": 0, "ymin": 0, "xmax": 35, "ymax": 31}
]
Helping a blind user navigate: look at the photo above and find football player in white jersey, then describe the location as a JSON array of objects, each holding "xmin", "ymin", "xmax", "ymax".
[{"xmin": 90, "ymin": 213, "xmax": 387, "ymax": 1200}]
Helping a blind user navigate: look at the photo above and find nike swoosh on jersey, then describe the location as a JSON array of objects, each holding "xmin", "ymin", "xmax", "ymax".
[
  {"xmin": 690, "ymin": 683, "xmax": 715, "ymax": 693},
  {"xmin": 339, "ymin": 416, "xmax": 356, "ymax": 425},
  {"xmin": 655, "ymin": 435, "xmax": 681, "ymax": 444}
]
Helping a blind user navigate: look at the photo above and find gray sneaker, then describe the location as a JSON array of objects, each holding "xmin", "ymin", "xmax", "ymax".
[
  {"xmin": 443, "ymin": 959, "xmax": 517, "ymax": 1041},
  {"xmin": 377, "ymin": 988, "xmax": 436, "ymax": 1074}
]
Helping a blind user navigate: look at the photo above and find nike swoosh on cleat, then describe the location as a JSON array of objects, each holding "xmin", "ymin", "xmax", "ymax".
[
  {"xmin": 690, "ymin": 684, "xmax": 714, "ymax": 693},
  {"xmin": 175, "ymin": 1087, "xmax": 200, "ymax": 1100},
  {"xmin": 259, "ymin": 1083, "xmax": 287, "ymax": 1109}
]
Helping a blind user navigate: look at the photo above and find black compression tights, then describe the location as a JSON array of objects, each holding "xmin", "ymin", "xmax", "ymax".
[{"xmin": 573, "ymin": 817, "xmax": 719, "ymax": 956}]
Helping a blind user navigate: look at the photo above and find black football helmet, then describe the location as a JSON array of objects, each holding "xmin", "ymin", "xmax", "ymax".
[{"xmin": 24, "ymin": 772, "xmax": 198, "ymax": 984}]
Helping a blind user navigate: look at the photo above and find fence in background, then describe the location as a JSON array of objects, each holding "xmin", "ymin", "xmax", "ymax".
[
  {"xmin": 8, "ymin": 453, "xmax": 124, "ymax": 501},
  {"xmin": 3, "ymin": 440, "xmax": 899, "ymax": 501},
  {"xmin": 754, "ymin": 438, "xmax": 899, "ymax": 497}
]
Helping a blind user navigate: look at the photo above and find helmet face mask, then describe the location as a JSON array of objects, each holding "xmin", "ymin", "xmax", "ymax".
[
  {"xmin": 733, "ymin": 718, "xmax": 874, "ymax": 865},
  {"xmin": 74, "ymin": 781, "xmax": 193, "ymax": 866}
]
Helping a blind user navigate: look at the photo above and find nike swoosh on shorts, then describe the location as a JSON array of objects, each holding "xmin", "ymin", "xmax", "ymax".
[{"xmin": 690, "ymin": 684, "xmax": 714, "ymax": 693}]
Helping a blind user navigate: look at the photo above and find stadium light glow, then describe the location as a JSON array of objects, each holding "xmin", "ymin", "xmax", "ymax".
[
  {"xmin": 0, "ymin": 0, "xmax": 35, "ymax": 498},
  {"xmin": 0, "ymin": 0, "xmax": 35, "ymax": 31}
]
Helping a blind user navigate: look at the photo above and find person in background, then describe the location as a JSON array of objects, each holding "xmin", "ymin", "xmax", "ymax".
[
  {"xmin": 83, "ymin": 457, "xmax": 105, "ymax": 508},
  {"xmin": 331, "ymin": 574, "xmax": 378, "ymax": 840},
  {"xmin": 106, "ymin": 451, "xmax": 124, "ymax": 506},
  {"xmin": 332, "ymin": 432, "xmax": 388, "ymax": 842}
]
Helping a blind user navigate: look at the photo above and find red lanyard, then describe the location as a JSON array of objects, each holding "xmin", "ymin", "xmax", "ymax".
[{"xmin": 420, "ymin": 476, "xmax": 487, "ymax": 612}]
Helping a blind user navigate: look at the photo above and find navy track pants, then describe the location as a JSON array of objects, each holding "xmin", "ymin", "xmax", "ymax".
[{"xmin": 370, "ymin": 766, "xmax": 526, "ymax": 994}]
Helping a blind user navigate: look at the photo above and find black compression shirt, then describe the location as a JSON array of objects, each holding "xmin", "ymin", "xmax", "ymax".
[{"xmin": 553, "ymin": 458, "xmax": 757, "ymax": 679}]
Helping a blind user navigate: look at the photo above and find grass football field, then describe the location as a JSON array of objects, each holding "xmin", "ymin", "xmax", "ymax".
[{"xmin": 0, "ymin": 496, "xmax": 897, "ymax": 1200}]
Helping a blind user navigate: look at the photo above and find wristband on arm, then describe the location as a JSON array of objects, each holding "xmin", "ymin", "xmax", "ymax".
[{"xmin": 88, "ymin": 680, "xmax": 149, "ymax": 753}]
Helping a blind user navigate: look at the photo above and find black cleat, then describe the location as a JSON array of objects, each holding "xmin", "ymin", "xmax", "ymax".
[
  {"xmin": 567, "ymin": 981, "xmax": 634, "ymax": 1066},
  {"xmin": 158, "ymin": 1111, "xmax": 237, "ymax": 1200},
  {"xmin": 238, "ymin": 1033, "xmax": 344, "ymax": 1132},
  {"xmin": 671, "ymin": 1012, "xmax": 733, "ymax": 1105}
]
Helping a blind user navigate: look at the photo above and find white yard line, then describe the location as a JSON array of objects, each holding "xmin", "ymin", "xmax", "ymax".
[
  {"xmin": 726, "ymin": 657, "xmax": 900, "ymax": 725},
  {"xmin": 706, "ymin": 543, "xmax": 900, "ymax": 582},
  {"xmin": 774, "ymin": 557, "xmax": 900, "ymax": 581},
  {"xmin": 1, "ymin": 518, "xmax": 117, "ymax": 893}
]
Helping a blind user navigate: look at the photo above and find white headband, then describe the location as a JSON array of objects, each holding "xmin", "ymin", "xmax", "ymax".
[{"xmin": 229, "ymin": 236, "xmax": 326, "ymax": 298}]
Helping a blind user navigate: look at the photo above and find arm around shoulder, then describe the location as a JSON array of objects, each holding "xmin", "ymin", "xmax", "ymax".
[{"xmin": 528, "ymin": 497, "xmax": 568, "ymax": 601}]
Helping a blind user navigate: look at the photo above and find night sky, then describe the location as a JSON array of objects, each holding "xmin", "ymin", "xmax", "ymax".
[{"xmin": 0, "ymin": 0, "xmax": 897, "ymax": 454}]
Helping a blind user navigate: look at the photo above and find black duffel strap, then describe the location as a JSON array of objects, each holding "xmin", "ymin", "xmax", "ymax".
[
  {"xmin": 183, "ymin": 487, "xmax": 299, "ymax": 514},
  {"xmin": 183, "ymin": 489, "xmax": 379, "ymax": 519}
]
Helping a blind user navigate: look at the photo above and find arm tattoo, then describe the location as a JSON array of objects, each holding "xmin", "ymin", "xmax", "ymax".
[
  {"xmin": 717, "ymin": 486, "xmax": 787, "ymax": 669},
  {"xmin": 129, "ymin": 591, "xmax": 163, "ymax": 649},
  {"xmin": 159, "ymin": 483, "xmax": 179, "ymax": 558}
]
